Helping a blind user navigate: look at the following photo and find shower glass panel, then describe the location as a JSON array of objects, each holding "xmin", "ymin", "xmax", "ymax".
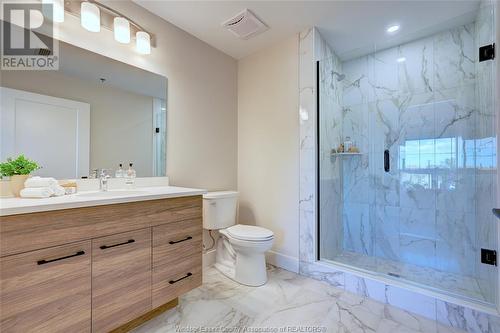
[{"xmin": 318, "ymin": 0, "xmax": 497, "ymax": 306}]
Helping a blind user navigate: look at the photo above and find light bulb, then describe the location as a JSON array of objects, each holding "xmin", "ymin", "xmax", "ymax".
[
  {"xmin": 81, "ymin": 2, "xmax": 100, "ymax": 32},
  {"xmin": 136, "ymin": 31, "xmax": 151, "ymax": 55},
  {"xmin": 114, "ymin": 17, "xmax": 130, "ymax": 44}
]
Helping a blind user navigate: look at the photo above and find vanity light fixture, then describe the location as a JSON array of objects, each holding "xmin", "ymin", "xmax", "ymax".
[
  {"xmin": 386, "ymin": 24, "xmax": 400, "ymax": 34},
  {"xmin": 396, "ymin": 57, "xmax": 406, "ymax": 63},
  {"xmin": 114, "ymin": 17, "xmax": 130, "ymax": 44},
  {"xmin": 61, "ymin": 1, "xmax": 155, "ymax": 55},
  {"xmin": 81, "ymin": 1, "xmax": 100, "ymax": 32},
  {"xmin": 136, "ymin": 31, "xmax": 151, "ymax": 55}
]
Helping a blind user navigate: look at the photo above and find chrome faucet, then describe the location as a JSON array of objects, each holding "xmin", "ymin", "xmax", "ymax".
[{"xmin": 99, "ymin": 169, "xmax": 111, "ymax": 191}]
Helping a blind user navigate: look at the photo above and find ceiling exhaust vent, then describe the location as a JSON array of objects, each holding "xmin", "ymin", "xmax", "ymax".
[{"xmin": 222, "ymin": 9, "xmax": 268, "ymax": 40}]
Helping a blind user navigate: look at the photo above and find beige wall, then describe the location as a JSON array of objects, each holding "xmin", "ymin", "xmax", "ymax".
[
  {"xmin": 54, "ymin": 0, "xmax": 237, "ymax": 190},
  {"xmin": 237, "ymin": 36, "xmax": 300, "ymax": 264},
  {"xmin": 1, "ymin": 70, "xmax": 154, "ymax": 177}
]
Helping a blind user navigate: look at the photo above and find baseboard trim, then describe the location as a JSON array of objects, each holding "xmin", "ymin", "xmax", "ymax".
[{"xmin": 266, "ymin": 250, "xmax": 299, "ymax": 273}]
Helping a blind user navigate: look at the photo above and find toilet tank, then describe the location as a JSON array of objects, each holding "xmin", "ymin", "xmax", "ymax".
[{"xmin": 203, "ymin": 191, "xmax": 238, "ymax": 230}]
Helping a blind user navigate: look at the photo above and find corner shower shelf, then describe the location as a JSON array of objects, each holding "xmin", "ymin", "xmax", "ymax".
[{"xmin": 331, "ymin": 152, "xmax": 363, "ymax": 157}]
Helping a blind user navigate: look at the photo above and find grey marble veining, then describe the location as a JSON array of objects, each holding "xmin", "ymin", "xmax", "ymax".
[
  {"xmin": 132, "ymin": 266, "xmax": 469, "ymax": 333},
  {"xmin": 299, "ymin": 27, "xmax": 317, "ymax": 264}
]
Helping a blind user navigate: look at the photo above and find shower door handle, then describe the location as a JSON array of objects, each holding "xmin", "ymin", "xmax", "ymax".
[{"xmin": 384, "ymin": 150, "xmax": 390, "ymax": 172}]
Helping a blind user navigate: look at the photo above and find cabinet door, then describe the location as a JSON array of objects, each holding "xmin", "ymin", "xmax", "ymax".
[
  {"xmin": 152, "ymin": 218, "xmax": 202, "ymax": 308},
  {"xmin": 92, "ymin": 228, "xmax": 151, "ymax": 333},
  {"xmin": 1, "ymin": 241, "xmax": 91, "ymax": 333}
]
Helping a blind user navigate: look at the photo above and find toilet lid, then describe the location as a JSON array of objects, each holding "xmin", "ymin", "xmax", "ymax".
[{"xmin": 226, "ymin": 224, "xmax": 274, "ymax": 241}]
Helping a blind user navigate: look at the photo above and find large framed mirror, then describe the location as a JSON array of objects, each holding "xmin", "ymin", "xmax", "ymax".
[{"xmin": 0, "ymin": 41, "xmax": 167, "ymax": 179}]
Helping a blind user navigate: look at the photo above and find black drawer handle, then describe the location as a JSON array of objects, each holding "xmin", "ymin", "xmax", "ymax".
[
  {"xmin": 169, "ymin": 272, "xmax": 192, "ymax": 284},
  {"xmin": 37, "ymin": 251, "xmax": 85, "ymax": 265},
  {"xmin": 100, "ymin": 239, "xmax": 135, "ymax": 250},
  {"xmin": 169, "ymin": 236, "xmax": 192, "ymax": 244}
]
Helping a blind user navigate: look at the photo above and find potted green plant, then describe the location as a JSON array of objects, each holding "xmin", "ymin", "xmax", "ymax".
[{"xmin": 0, "ymin": 155, "xmax": 40, "ymax": 197}]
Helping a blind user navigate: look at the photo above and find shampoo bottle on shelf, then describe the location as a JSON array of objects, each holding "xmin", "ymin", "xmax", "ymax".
[
  {"xmin": 125, "ymin": 163, "xmax": 136, "ymax": 188},
  {"xmin": 115, "ymin": 164, "xmax": 124, "ymax": 178},
  {"xmin": 344, "ymin": 136, "xmax": 352, "ymax": 152}
]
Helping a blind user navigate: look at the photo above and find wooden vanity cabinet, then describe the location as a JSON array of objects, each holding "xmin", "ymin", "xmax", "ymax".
[
  {"xmin": 92, "ymin": 228, "xmax": 152, "ymax": 333},
  {"xmin": 152, "ymin": 218, "xmax": 203, "ymax": 308},
  {"xmin": 0, "ymin": 195, "xmax": 203, "ymax": 333},
  {"xmin": 0, "ymin": 241, "xmax": 92, "ymax": 333}
]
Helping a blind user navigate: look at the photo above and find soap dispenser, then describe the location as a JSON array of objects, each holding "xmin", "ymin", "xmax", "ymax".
[
  {"xmin": 125, "ymin": 163, "xmax": 136, "ymax": 187},
  {"xmin": 115, "ymin": 164, "xmax": 124, "ymax": 178}
]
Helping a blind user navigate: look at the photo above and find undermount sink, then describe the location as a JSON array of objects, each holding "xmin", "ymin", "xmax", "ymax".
[{"xmin": 77, "ymin": 190, "xmax": 148, "ymax": 198}]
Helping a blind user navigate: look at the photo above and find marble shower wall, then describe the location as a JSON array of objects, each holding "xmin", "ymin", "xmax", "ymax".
[
  {"xmin": 299, "ymin": 27, "xmax": 317, "ymax": 264},
  {"xmin": 333, "ymin": 20, "xmax": 497, "ymax": 287}
]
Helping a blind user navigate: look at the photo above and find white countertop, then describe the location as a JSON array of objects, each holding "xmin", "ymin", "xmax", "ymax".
[{"xmin": 0, "ymin": 186, "xmax": 207, "ymax": 216}]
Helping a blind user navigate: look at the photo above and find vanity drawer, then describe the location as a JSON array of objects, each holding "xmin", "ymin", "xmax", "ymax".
[
  {"xmin": 152, "ymin": 218, "xmax": 202, "ymax": 264},
  {"xmin": 91, "ymin": 228, "xmax": 151, "ymax": 333},
  {"xmin": 1, "ymin": 195, "xmax": 202, "ymax": 257},
  {"xmin": 1, "ymin": 241, "xmax": 91, "ymax": 333},
  {"xmin": 152, "ymin": 252, "xmax": 202, "ymax": 308}
]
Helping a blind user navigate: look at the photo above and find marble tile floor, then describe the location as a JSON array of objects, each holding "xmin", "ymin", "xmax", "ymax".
[
  {"xmin": 133, "ymin": 266, "xmax": 467, "ymax": 333},
  {"xmin": 329, "ymin": 251, "xmax": 487, "ymax": 304}
]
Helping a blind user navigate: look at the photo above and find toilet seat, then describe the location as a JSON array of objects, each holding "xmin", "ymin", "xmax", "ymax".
[{"xmin": 225, "ymin": 224, "xmax": 274, "ymax": 241}]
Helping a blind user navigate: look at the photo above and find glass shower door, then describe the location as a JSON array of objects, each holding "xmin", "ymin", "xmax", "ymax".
[
  {"xmin": 474, "ymin": 0, "xmax": 497, "ymax": 305},
  {"xmin": 318, "ymin": 0, "xmax": 497, "ymax": 307}
]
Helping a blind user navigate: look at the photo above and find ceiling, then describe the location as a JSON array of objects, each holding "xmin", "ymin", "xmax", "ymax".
[
  {"xmin": 134, "ymin": 0, "xmax": 481, "ymax": 60},
  {"xmin": 61, "ymin": 41, "xmax": 167, "ymax": 99}
]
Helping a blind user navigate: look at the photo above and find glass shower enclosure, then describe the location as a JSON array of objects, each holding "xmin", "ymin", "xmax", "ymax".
[{"xmin": 318, "ymin": 1, "xmax": 497, "ymax": 306}]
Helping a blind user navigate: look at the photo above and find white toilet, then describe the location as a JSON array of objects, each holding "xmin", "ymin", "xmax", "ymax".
[{"xmin": 203, "ymin": 191, "xmax": 274, "ymax": 286}]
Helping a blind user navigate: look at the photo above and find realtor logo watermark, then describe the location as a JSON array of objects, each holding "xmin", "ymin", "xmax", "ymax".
[{"xmin": 1, "ymin": 1, "xmax": 59, "ymax": 70}]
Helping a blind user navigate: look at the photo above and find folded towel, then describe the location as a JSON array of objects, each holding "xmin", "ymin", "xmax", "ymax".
[
  {"xmin": 25, "ymin": 176, "xmax": 58, "ymax": 188},
  {"xmin": 51, "ymin": 185, "xmax": 65, "ymax": 197},
  {"xmin": 20, "ymin": 187, "xmax": 54, "ymax": 198}
]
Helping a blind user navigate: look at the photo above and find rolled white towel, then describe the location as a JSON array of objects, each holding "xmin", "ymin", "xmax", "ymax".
[
  {"xmin": 25, "ymin": 176, "xmax": 58, "ymax": 188},
  {"xmin": 20, "ymin": 187, "xmax": 54, "ymax": 198},
  {"xmin": 51, "ymin": 185, "xmax": 65, "ymax": 197}
]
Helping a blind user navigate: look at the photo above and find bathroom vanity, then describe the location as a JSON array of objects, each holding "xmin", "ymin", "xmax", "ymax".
[{"xmin": 0, "ymin": 186, "xmax": 205, "ymax": 333}]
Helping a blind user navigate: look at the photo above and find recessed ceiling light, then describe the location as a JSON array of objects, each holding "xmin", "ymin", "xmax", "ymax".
[
  {"xmin": 397, "ymin": 57, "xmax": 406, "ymax": 63},
  {"xmin": 387, "ymin": 24, "xmax": 400, "ymax": 33}
]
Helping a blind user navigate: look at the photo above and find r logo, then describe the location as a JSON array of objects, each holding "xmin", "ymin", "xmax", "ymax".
[{"xmin": 1, "ymin": 2, "xmax": 59, "ymax": 70}]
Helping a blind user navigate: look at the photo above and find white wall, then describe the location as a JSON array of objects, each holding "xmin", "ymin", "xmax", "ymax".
[
  {"xmin": 237, "ymin": 36, "xmax": 300, "ymax": 270},
  {"xmin": 54, "ymin": 0, "xmax": 238, "ymax": 190}
]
